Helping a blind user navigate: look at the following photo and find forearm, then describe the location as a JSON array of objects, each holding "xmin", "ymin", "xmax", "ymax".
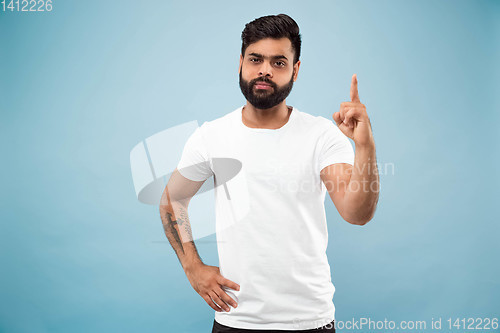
[
  {"xmin": 342, "ymin": 142, "xmax": 380, "ymax": 225},
  {"xmin": 159, "ymin": 189, "xmax": 203, "ymax": 271}
]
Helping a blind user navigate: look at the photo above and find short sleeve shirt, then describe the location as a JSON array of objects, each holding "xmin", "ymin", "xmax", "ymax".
[{"xmin": 177, "ymin": 105, "xmax": 354, "ymax": 330}]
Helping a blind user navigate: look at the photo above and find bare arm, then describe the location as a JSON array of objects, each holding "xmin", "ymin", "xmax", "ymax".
[
  {"xmin": 159, "ymin": 168, "xmax": 240, "ymax": 312},
  {"xmin": 159, "ymin": 171, "xmax": 203, "ymax": 271},
  {"xmin": 321, "ymin": 143, "xmax": 379, "ymax": 225},
  {"xmin": 322, "ymin": 74, "xmax": 379, "ymax": 225},
  {"xmin": 343, "ymin": 143, "xmax": 379, "ymax": 224}
]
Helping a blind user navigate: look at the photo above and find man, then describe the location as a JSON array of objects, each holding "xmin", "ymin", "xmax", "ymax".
[{"xmin": 159, "ymin": 14, "xmax": 379, "ymax": 333}]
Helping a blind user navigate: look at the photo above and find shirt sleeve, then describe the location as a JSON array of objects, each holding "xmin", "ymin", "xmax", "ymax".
[
  {"xmin": 176, "ymin": 125, "xmax": 214, "ymax": 181},
  {"xmin": 317, "ymin": 120, "xmax": 355, "ymax": 174}
]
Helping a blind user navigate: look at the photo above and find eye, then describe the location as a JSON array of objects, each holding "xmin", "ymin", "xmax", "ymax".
[
  {"xmin": 275, "ymin": 61, "xmax": 286, "ymax": 67},
  {"xmin": 250, "ymin": 58, "xmax": 261, "ymax": 63}
]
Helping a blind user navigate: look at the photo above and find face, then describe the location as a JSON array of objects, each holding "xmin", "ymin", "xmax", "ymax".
[{"xmin": 239, "ymin": 37, "xmax": 301, "ymax": 109}]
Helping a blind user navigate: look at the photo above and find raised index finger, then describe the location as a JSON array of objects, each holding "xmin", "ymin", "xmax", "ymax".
[{"xmin": 350, "ymin": 74, "xmax": 360, "ymax": 103}]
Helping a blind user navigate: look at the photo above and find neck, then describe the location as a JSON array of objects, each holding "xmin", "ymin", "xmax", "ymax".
[{"xmin": 242, "ymin": 101, "xmax": 292, "ymax": 129}]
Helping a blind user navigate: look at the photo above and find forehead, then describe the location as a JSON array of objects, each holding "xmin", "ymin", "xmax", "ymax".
[{"xmin": 245, "ymin": 37, "xmax": 293, "ymax": 57}]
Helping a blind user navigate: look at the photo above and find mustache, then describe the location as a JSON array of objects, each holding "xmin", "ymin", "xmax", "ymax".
[{"xmin": 251, "ymin": 77, "xmax": 276, "ymax": 88}]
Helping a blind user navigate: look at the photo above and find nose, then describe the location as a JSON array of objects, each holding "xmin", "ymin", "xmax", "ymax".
[{"xmin": 258, "ymin": 62, "xmax": 273, "ymax": 78}]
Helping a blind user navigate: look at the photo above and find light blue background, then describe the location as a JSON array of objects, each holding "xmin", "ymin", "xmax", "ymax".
[{"xmin": 1, "ymin": 0, "xmax": 498, "ymax": 332}]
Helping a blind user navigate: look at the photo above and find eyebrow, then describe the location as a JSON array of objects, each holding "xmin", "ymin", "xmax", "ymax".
[{"xmin": 248, "ymin": 52, "xmax": 288, "ymax": 61}]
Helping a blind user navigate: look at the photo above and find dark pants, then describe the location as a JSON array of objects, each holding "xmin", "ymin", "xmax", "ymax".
[{"xmin": 212, "ymin": 319, "xmax": 336, "ymax": 333}]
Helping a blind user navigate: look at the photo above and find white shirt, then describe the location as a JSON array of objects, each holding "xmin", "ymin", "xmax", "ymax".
[{"xmin": 177, "ymin": 105, "xmax": 354, "ymax": 330}]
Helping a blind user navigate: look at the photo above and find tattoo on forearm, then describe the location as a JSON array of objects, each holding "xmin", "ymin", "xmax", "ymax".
[
  {"xmin": 160, "ymin": 187, "xmax": 202, "ymax": 267},
  {"xmin": 163, "ymin": 210, "xmax": 185, "ymax": 255},
  {"xmin": 177, "ymin": 208, "xmax": 193, "ymax": 242}
]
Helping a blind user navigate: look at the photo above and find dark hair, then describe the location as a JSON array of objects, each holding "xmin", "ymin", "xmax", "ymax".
[{"xmin": 241, "ymin": 14, "xmax": 302, "ymax": 64}]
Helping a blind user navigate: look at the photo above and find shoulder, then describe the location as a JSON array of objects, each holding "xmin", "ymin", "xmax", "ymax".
[{"xmin": 200, "ymin": 106, "xmax": 240, "ymax": 132}]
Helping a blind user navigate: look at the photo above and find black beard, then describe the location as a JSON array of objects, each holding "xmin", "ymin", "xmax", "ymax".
[{"xmin": 239, "ymin": 70, "xmax": 294, "ymax": 109}]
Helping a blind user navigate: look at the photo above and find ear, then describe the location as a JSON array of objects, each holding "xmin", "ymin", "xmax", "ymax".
[
  {"xmin": 239, "ymin": 54, "xmax": 243, "ymax": 74},
  {"xmin": 293, "ymin": 60, "xmax": 301, "ymax": 82}
]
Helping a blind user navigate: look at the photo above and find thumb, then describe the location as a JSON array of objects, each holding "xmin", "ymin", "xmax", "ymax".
[{"xmin": 332, "ymin": 112, "xmax": 343, "ymax": 127}]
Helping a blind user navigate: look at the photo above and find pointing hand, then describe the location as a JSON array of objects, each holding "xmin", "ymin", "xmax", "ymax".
[{"xmin": 333, "ymin": 74, "xmax": 374, "ymax": 147}]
